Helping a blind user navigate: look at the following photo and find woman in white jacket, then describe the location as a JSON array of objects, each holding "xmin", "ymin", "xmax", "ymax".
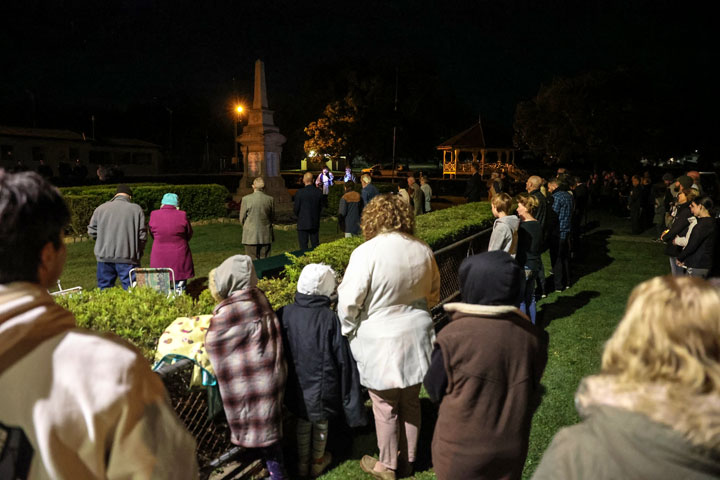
[{"xmin": 338, "ymin": 194, "xmax": 440, "ymax": 480}]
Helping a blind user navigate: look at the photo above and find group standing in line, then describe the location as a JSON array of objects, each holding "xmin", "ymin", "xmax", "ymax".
[{"xmin": 4, "ymin": 168, "xmax": 720, "ymax": 479}]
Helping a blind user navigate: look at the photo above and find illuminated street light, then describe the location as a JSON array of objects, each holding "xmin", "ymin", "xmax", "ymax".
[{"xmin": 234, "ymin": 105, "xmax": 244, "ymax": 165}]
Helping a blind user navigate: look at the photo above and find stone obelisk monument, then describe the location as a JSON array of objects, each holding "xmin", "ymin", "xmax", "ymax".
[{"xmin": 234, "ymin": 60, "xmax": 292, "ymax": 210}]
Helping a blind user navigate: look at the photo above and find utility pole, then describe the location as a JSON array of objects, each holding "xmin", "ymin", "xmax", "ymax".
[{"xmin": 391, "ymin": 67, "xmax": 398, "ymax": 181}]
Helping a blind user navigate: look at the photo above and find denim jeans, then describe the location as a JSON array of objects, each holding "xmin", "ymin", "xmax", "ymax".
[
  {"xmin": 96, "ymin": 262, "xmax": 134, "ymax": 290},
  {"xmin": 519, "ymin": 269, "xmax": 538, "ymax": 324}
]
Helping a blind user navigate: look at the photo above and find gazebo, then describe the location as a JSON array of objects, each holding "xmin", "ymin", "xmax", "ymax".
[{"xmin": 437, "ymin": 122, "xmax": 515, "ymax": 178}]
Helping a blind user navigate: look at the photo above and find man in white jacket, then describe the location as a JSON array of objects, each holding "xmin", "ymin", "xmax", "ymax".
[{"xmin": 0, "ymin": 170, "xmax": 198, "ymax": 479}]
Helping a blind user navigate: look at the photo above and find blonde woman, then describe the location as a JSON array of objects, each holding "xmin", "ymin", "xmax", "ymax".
[
  {"xmin": 515, "ymin": 193, "xmax": 542, "ymax": 324},
  {"xmin": 338, "ymin": 194, "xmax": 440, "ymax": 480},
  {"xmin": 532, "ymin": 276, "xmax": 720, "ymax": 479}
]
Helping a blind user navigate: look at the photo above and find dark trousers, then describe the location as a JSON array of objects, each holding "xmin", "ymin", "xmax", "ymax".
[
  {"xmin": 244, "ymin": 244, "xmax": 271, "ymax": 260},
  {"xmin": 97, "ymin": 261, "xmax": 134, "ymax": 290},
  {"xmin": 549, "ymin": 235, "xmax": 571, "ymax": 290},
  {"xmin": 298, "ymin": 229, "xmax": 319, "ymax": 250}
]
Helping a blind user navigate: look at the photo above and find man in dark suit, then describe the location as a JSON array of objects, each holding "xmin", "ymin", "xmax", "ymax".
[
  {"xmin": 294, "ymin": 171, "xmax": 323, "ymax": 249},
  {"xmin": 239, "ymin": 177, "xmax": 275, "ymax": 259},
  {"xmin": 464, "ymin": 162, "xmax": 484, "ymax": 203}
]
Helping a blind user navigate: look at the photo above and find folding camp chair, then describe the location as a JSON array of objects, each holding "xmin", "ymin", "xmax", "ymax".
[
  {"xmin": 128, "ymin": 267, "xmax": 175, "ymax": 295},
  {"xmin": 50, "ymin": 280, "xmax": 83, "ymax": 297}
]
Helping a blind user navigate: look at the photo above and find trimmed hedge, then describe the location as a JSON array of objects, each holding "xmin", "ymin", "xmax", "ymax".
[
  {"xmin": 57, "ymin": 201, "xmax": 492, "ymax": 360},
  {"xmin": 259, "ymin": 201, "xmax": 494, "ymax": 309},
  {"xmin": 54, "ymin": 287, "xmax": 216, "ymax": 360},
  {"xmin": 60, "ymin": 184, "xmax": 230, "ymax": 236}
]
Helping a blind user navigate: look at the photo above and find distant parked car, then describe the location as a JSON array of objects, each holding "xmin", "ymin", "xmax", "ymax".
[{"xmin": 361, "ymin": 164, "xmax": 382, "ymax": 174}]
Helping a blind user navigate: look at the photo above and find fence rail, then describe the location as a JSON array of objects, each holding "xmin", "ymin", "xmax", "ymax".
[
  {"xmin": 431, "ymin": 227, "xmax": 493, "ymax": 328},
  {"xmin": 158, "ymin": 226, "xmax": 493, "ymax": 479}
]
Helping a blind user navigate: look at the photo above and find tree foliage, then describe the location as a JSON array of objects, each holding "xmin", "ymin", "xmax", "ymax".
[
  {"xmin": 304, "ymin": 72, "xmax": 398, "ymax": 166},
  {"xmin": 303, "ymin": 93, "xmax": 360, "ymax": 162},
  {"xmin": 513, "ymin": 69, "xmax": 664, "ymax": 169}
]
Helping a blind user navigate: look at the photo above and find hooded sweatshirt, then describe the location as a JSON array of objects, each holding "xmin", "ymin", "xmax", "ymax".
[
  {"xmin": 204, "ymin": 255, "xmax": 287, "ymax": 448},
  {"xmin": 0, "ymin": 282, "xmax": 198, "ymax": 479},
  {"xmin": 488, "ymin": 214, "xmax": 520, "ymax": 256},
  {"xmin": 424, "ymin": 252, "xmax": 548, "ymax": 480},
  {"xmin": 277, "ymin": 264, "xmax": 367, "ymax": 427}
]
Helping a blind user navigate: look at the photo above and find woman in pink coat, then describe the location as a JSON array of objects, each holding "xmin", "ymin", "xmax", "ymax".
[{"xmin": 148, "ymin": 193, "xmax": 194, "ymax": 292}]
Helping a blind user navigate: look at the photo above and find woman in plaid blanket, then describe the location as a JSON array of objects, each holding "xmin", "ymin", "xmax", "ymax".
[{"xmin": 205, "ymin": 255, "xmax": 288, "ymax": 480}]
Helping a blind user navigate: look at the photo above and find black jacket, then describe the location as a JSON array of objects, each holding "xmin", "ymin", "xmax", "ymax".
[
  {"xmin": 677, "ymin": 217, "xmax": 717, "ymax": 269},
  {"xmin": 294, "ymin": 185, "xmax": 323, "ymax": 231},
  {"xmin": 338, "ymin": 190, "xmax": 363, "ymax": 235},
  {"xmin": 277, "ymin": 293, "xmax": 367, "ymax": 427},
  {"xmin": 465, "ymin": 173, "xmax": 484, "ymax": 202},
  {"xmin": 530, "ymin": 189, "xmax": 548, "ymax": 234},
  {"xmin": 663, "ymin": 202, "xmax": 692, "ymax": 257}
]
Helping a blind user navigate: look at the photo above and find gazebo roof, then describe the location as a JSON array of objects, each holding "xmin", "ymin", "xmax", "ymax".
[{"xmin": 437, "ymin": 122, "xmax": 486, "ymax": 150}]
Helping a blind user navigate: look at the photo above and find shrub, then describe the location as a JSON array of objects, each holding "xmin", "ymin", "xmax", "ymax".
[
  {"xmin": 55, "ymin": 287, "xmax": 216, "ymax": 361},
  {"xmin": 258, "ymin": 201, "xmax": 493, "ymax": 309},
  {"xmin": 60, "ymin": 184, "xmax": 230, "ymax": 236},
  {"xmin": 58, "ymin": 201, "xmax": 493, "ymax": 358}
]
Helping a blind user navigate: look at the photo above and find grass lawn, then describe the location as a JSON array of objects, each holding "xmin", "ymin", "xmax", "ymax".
[
  {"xmin": 60, "ymin": 219, "xmax": 345, "ymax": 292},
  {"xmin": 316, "ymin": 212, "xmax": 670, "ymax": 480},
  {"xmin": 59, "ymin": 210, "xmax": 670, "ymax": 479}
]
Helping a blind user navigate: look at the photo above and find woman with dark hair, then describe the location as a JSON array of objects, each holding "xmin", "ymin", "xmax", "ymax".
[
  {"xmin": 661, "ymin": 188, "xmax": 697, "ymax": 276},
  {"xmin": 676, "ymin": 195, "xmax": 717, "ymax": 278},
  {"xmin": 338, "ymin": 194, "xmax": 440, "ymax": 480}
]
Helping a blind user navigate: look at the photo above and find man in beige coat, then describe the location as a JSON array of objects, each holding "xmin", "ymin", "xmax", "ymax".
[
  {"xmin": 0, "ymin": 170, "xmax": 198, "ymax": 479},
  {"xmin": 239, "ymin": 177, "xmax": 275, "ymax": 260}
]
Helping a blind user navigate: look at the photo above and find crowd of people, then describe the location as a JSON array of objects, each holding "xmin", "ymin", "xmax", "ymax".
[
  {"xmin": 240, "ymin": 168, "xmax": 430, "ymax": 260},
  {"xmin": 2, "ymin": 167, "xmax": 720, "ymax": 479}
]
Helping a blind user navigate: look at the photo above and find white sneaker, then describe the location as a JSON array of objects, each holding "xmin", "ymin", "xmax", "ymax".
[{"xmin": 310, "ymin": 452, "xmax": 332, "ymax": 478}]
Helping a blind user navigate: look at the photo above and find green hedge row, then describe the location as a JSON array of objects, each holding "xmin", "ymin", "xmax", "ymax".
[
  {"xmin": 55, "ymin": 287, "xmax": 216, "ymax": 360},
  {"xmin": 57, "ymin": 201, "xmax": 493, "ymax": 360},
  {"xmin": 259, "ymin": 201, "xmax": 493, "ymax": 309},
  {"xmin": 61, "ymin": 184, "xmax": 231, "ymax": 236}
]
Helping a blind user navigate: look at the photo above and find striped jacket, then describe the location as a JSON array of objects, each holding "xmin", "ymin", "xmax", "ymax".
[{"xmin": 205, "ymin": 287, "xmax": 287, "ymax": 448}]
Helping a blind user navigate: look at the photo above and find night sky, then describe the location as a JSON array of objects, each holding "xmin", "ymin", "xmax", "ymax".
[{"xmin": 1, "ymin": 0, "xmax": 713, "ymax": 164}]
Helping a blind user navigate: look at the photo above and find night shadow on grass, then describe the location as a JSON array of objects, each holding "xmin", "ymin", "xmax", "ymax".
[
  {"xmin": 569, "ymin": 228, "xmax": 613, "ymax": 280},
  {"xmin": 319, "ymin": 397, "xmax": 439, "ymax": 476},
  {"xmin": 539, "ymin": 290, "xmax": 601, "ymax": 328},
  {"xmin": 415, "ymin": 397, "xmax": 439, "ymax": 472}
]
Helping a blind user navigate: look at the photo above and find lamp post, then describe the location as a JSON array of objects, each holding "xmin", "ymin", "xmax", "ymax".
[{"xmin": 234, "ymin": 105, "xmax": 244, "ymax": 169}]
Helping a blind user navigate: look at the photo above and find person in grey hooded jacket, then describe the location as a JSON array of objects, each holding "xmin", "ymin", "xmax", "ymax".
[
  {"xmin": 205, "ymin": 255, "xmax": 288, "ymax": 480},
  {"xmin": 488, "ymin": 193, "xmax": 520, "ymax": 257}
]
